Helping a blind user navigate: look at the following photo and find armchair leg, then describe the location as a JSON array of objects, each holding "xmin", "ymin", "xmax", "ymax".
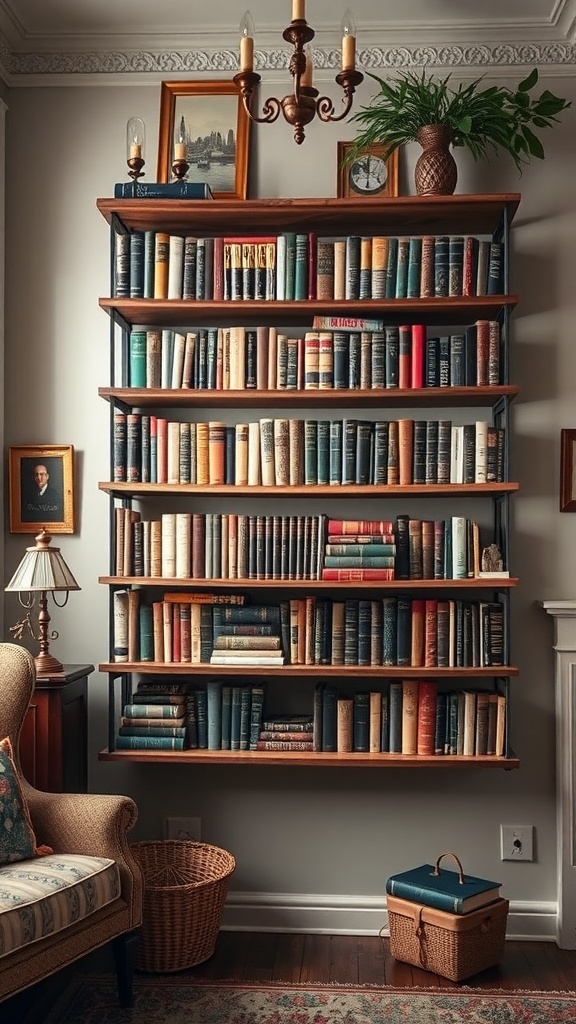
[{"xmin": 112, "ymin": 929, "xmax": 139, "ymax": 1007}]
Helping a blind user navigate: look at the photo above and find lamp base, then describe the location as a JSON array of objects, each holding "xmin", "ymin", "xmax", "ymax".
[{"xmin": 34, "ymin": 652, "xmax": 64, "ymax": 677}]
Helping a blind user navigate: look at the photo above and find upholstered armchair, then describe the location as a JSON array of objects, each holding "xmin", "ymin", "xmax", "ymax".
[{"xmin": 0, "ymin": 643, "xmax": 143, "ymax": 1005}]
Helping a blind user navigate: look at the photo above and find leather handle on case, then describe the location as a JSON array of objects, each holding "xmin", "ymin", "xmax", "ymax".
[{"xmin": 432, "ymin": 852, "xmax": 465, "ymax": 884}]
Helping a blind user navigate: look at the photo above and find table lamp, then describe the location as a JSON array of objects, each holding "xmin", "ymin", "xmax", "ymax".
[{"xmin": 5, "ymin": 529, "xmax": 81, "ymax": 677}]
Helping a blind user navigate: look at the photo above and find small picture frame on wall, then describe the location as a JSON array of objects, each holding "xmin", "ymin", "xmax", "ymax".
[
  {"xmin": 560, "ymin": 429, "xmax": 576, "ymax": 512},
  {"xmin": 156, "ymin": 80, "xmax": 250, "ymax": 199},
  {"xmin": 337, "ymin": 141, "xmax": 399, "ymax": 199},
  {"xmin": 9, "ymin": 445, "xmax": 76, "ymax": 534}
]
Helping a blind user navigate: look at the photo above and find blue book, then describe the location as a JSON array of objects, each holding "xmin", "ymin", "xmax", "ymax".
[
  {"xmin": 114, "ymin": 181, "xmax": 214, "ymax": 199},
  {"xmin": 206, "ymin": 680, "xmax": 222, "ymax": 751},
  {"xmin": 386, "ymin": 858, "xmax": 501, "ymax": 914}
]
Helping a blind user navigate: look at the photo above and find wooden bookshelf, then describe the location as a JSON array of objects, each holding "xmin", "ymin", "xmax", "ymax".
[{"xmin": 97, "ymin": 193, "xmax": 521, "ymax": 768}]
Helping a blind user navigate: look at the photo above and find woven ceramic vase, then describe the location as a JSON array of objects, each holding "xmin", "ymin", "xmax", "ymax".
[{"xmin": 414, "ymin": 124, "xmax": 458, "ymax": 196}]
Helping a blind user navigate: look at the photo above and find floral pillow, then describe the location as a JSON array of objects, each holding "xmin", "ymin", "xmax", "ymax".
[{"xmin": 0, "ymin": 736, "xmax": 49, "ymax": 864}]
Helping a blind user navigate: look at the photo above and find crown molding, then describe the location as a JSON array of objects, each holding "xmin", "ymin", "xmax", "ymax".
[{"xmin": 1, "ymin": 40, "xmax": 576, "ymax": 87}]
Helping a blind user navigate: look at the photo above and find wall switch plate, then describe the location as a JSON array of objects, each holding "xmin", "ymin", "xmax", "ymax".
[
  {"xmin": 164, "ymin": 816, "xmax": 201, "ymax": 841},
  {"xmin": 500, "ymin": 824, "xmax": 534, "ymax": 861}
]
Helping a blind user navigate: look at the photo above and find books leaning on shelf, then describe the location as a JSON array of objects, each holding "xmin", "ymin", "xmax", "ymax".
[
  {"xmin": 113, "ymin": 230, "xmax": 505, "ymax": 303},
  {"xmin": 386, "ymin": 856, "xmax": 501, "ymax": 914},
  {"xmin": 123, "ymin": 321, "xmax": 502, "ymax": 393}
]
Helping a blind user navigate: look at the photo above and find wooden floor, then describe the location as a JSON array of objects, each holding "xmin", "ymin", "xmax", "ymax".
[{"xmin": 8, "ymin": 931, "xmax": 576, "ymax": 1023}]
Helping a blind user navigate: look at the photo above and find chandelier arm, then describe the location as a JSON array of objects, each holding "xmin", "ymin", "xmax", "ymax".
[{"xmin": 316, "ymin": 92, "xmax": 355, "ymax": 124}]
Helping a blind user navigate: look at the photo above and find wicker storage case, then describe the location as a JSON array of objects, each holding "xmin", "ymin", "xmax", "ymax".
[
  {"xmin": 387, "ymin": 894, "xmax": 509, "ymax": 981},
  {"xmin": 131, "ymin": 840, "xmax": 236, "ymax": 972}
]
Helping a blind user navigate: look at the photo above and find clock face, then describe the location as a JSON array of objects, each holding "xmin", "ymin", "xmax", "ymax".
[{"xmin": 348, "ymin": 153, "xmax": 388, "ymax": 196}]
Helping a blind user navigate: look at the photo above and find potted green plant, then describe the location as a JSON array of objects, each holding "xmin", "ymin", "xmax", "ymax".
[{"xmin": 348, "ymin": 68, "xmax": 570, "ymax": 195}]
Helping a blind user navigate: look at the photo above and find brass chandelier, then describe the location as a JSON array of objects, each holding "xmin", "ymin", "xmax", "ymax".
[{"xmin": 233, "ymin": 2, "xmax": 363, "ymax": 145}]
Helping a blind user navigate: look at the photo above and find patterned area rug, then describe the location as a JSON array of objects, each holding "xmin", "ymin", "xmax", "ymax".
[{"xmin": 43, "ymin": 978, "xmax": 576, "ymax": 1023}]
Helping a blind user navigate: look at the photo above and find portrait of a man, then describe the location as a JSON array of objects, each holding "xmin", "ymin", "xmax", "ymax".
[{"xmin": 20, "ymin": 457, "xmax": 64, "ymax": 524}]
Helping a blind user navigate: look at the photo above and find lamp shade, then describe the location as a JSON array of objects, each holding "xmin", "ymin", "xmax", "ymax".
[{"xmin": 5, "ymin": 530, "xmax": 80, "ymax": 593}]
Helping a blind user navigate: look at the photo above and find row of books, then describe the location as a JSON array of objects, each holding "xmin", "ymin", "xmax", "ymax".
[
  {"xmin": 113, "ymin": 508, "xmax": 502, "ymax": 583},
  {"xmin": 114, "ymin": 230, "xmax": 505, "ymax": 303},
  {"xmin": 314, "ymin": 681, "xmax": 506, "ymax": 756},
  {"xmin": 126, "ymin": 319, "xmax": 502, "ymax": 392},
  {"xmin": 112, "ymin": 414, "xmax": 506, "ymax": 487},
  {"xmin": 112, "ymin": 593, "xmax": 505, "ymax": 669},
  {"xmin": 115, "ymin": 679, "xmax": 506, "ymax": 758},
  {"xmin": 114, "ymin": 509, "xmax": 327, "ymax": 581}
]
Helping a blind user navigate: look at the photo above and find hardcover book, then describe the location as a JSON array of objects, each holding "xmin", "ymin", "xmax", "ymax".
[
  {"xmin": 114, "ymin": 181, "xmax": 214, "ymax": 199},
  {"xmin": 386, "ymin": 859, "xmax": 501, "ymax": 914}
]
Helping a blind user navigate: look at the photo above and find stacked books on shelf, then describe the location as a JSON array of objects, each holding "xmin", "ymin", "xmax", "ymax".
[
  {"xmin": 125, "ymin": 319, "xmax": 502, "ymax": 392},
  {"xmin": 210, "ymin": 604, "xmax": 285, "ymax": 666},
  {"xmin": 386, "ymin": 856, "xmax": 502, "ymax": 914},
  {"xmin": 322, "ymin": 518, "xmax": 396, "ymax": 582},
  {"xmin": 114, "ymin": 229, "xmax": 505, "ymax": 302},
  {"xmin": 117, "ymin": 681, "xmax": 188, "ymax": 750}
]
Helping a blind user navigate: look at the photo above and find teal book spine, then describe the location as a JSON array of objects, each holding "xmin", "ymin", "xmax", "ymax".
[
  {"xmin": 221, "ymin": 685, "xmax": 232, "ymax": 750},
  {"xmin": 386, "ymin": 862, "xmax": 501, "ymax": 914},
  {"xmin": 123, "ymin": 703, "xmax": 182, "ymax": 719},
  {"xmin": 382, "ymin": 596, "xmax": 398, "ymax": 667},
  {"xmin": 143, "ymin": 230, "xmax": 155, "ymax": 298},
  {"xmin": 249, "ymin": 685, "xmax": 266, "ymax": 750},
  {"xmin": 321, "ymin": 687, "xmax": 338, "ymax": 752},
  {"xmin": 388, "ymin": 681, "xmax": 403, "ymax": 752},
  {"xmin": 206, "ymin": 680, "xmax": 222, "ymax": 751},
  {"xmin": 329, "ymin": 421, "xmax": 343, "ymax": 485},
  {"xmin": 434, "ymin": 236, "xmax": 449, "ymax": 296},
  {"xmin": 448, "ymin": 235, "xmax": 464, "ymax": 296},
  {"xmin": 304, "ymin": 419, "xmax": 318, "ymax": 485},
  {"xmin": 119, "ymin": 726, "xmax": 186, "ymax": 738},
  {"xmin": 129, "ymin": 329, "xmax": 147, "ymax": 388},
  {"xmin": 139, "ymin": 604, "xmax": 154, "ymax": 661},
  {"xmin": 284, "ymin": 232, "xmax": 297, "ymax": 301},
  {"xmin": 395, "ymin": 237, "xmax": 409, "ymax": 298},
  {"xmin": 407, "ymin": 236, "xmax": 422, "ymax": 298},
  {"xmin": 114, "ymin": 181, "xmax": 214, "ymax": 199},
  {"xmin": 239, "ymin": 686, "xmax": 252, "ymax": 750},
  {"xmin": 294, "ymin": 233, "xmax": 309, "ymax": 300},
  {"xmin": 357, "ymin": 601, "xmax": 371, "ymax": 667},
  {"xmin": 385, "ymin": 236, "xmax": 398, "ymax": 299},
  {"xmin": 230, "ymin": 686, "xmax": 242, "ymax": 750},
  {"xmin": 316, "ymin": 419, "xmax": 330, "ymax": 485},
  {"xmin": 115, "ymin": 736, "xmax": 185, "ymax": 750}
]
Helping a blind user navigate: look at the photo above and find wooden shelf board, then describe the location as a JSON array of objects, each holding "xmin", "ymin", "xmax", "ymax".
[
  {"xmin": 99, "ymin": 662, "xmax": 519, "ymax": 678},
  {"xmin": 99, "ymin": 385, "xmax": 519, "ymax": 409},
  {"xmin": 98, "ymin": 747, "xmax": 519, "ymax": 769},
  {"xmin": 99, "ymin": 481, "xmax": 520, "ymax": 497},
  {"xmin": 97, "ymin": 194, "xmax": 521, "ymax": 236},
  {"xmin": 99, "ymin": 296, "xmax": 518, "ymax": 329},
  {"xmin": 99, "ymin": 575, "xmax": 519, "ymax": 590}
]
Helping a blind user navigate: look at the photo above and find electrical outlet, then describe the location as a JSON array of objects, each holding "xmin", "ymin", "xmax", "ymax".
[
  {"xmin": 500, "ymin": 824, "xmax": 534, "ymax": 861},
  {"xmin": 164, "ymin": 817, "xmax": 201, "ymax": 841}
]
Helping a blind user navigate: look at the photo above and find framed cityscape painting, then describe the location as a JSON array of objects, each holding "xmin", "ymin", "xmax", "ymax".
[{"xmin": 157, "ymin": 80, "xmax": 250, "ymax": 199}]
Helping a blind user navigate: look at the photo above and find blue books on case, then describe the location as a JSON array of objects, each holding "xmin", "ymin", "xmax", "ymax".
[
  {"xmin": 114, "ymin": 181, "xmax": 214, "ymax": 199},
  {"xmin": 386, "ymin": 855, "xmax": 501, "ymax": 914}
]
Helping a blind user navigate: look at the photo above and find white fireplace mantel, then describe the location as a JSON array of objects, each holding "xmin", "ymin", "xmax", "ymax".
[{"xmin": 542, "ymin": 600, "xmax": 576, "ymax": 948}]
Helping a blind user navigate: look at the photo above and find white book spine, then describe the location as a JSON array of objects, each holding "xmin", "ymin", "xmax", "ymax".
[
  {"xmin": 161, "ymin": 513, "xmax": 177, "ymax": 577},
  {"xmin": 248, "ymin": 421, "xmax": 261, "ymax": 485},
  {"xmin": 167, "ymin": 421, "xmax": 180, "ymax": 484},
  {"xmin": 175, "ymin": 513, "xmax": 191, "ymax": 578},
  {"xmin": 451, "ymin": 515, "xmax": 468, "ymax": 579},
  {"xmin": 276, "ymin": 235, "xmax": 286, "ymax": 301},
  {"xmin": 170, "ymin": 331, "xmax": 186, "ymax": 389},
  {"xmin": 167, "ymin": 235, "xmax": 184, "ymax": 299},
  {"xmin": 160, "ymin": 329, "xmax": 174, "ymax": 389}
]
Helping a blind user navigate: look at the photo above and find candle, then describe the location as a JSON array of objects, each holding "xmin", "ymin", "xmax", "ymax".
[
  {"xmin": 342, "ymin": 31, "xmax": 355, "ymax": 70},
  {"xmin": 174, "ymin": 142, "xmax": 186, "ymax": 161},
  {"xmin": 301, "ymin": 48, "xmax": 313, "ymax": 88},
  {"xmin": 293, "ymin": 0, "xmax": 305, "ymax": 20},
  {"xmin": 129, "ymin": 143, "xmax": 142, "ymax": 160},
  {"xmin": 240, "ymin": 33, "xmax": 254, "ymax": 72}
]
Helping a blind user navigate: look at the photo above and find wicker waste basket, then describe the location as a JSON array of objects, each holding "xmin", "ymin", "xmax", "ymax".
[
  {"xmin": 131, "ymin": 840, "xmax": 236, "ymax": 972},
  {"xmin": 387, "ymin": 894, "xmax": 509, "ymax": 982}
]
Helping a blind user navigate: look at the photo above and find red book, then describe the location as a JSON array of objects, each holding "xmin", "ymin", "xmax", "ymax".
[
  {"xmin": 327, "ymin": 519, "xmax": 395, "ymax": 535},
  {"xmin": 411, "ymin": 598, "xmax": 426, "ymax": 666},
  {"xmin": 411, "ymin": 324, "xmax": 426, "ymax": 388},
  {"xmin": 424, "ymin": 599, "xmax": 438, "ymax": 667},
  {"xmin": 417, "ymin": 680, "xmax": 438, "ymax": 755},
  {"xmin": 321, "ymin": 568, "xmax": 395, "ymax": 581},
  {"xmin": 212, "ymin": 236, "xmax": 224, "ymax": 300}
]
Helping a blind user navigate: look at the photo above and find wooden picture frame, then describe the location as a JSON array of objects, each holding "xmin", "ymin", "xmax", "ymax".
[
  {"xmin": 560, "ymin": 429, "xmax": 576, "ymax": 512},
  {"xmin": 337, "ymin": 141, "xmax": 399, "ymax": 199},
  {"xmin": 157, "ymin": 80, "xmax": 250, "ymax": 199},
  {"xmin": 9, "ymin": 445, "xmax": 76, "ymax": 534}
]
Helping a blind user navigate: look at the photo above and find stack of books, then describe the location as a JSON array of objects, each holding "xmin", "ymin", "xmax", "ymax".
[
  {"xmin": 322, "ymin": 518, "xmax": 396, "ymax": 581},
  {"xmin": 117, "ymin": 681, "xmax": 188, "ymax": 749},
  {"xmin": 210, "ymin": 604, "xmax": 285, "ymax": 666},
  {"xmin": 386, "ymin": 857, "xmax": 502, "ymax": 914}
]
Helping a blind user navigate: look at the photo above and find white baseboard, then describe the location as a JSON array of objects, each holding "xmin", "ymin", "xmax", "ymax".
[{"xmin": 221, "ymin": 892, "xmax": 558, "ymax": 941}]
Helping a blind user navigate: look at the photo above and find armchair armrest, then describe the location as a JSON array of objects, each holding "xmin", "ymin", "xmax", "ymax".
[{"xmin": 24, "ymin": 787, "xmax": 143, "ymax": 923}]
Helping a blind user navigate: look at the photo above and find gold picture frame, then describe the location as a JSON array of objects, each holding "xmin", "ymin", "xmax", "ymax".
[
  {"xmin": 9, "ymin": 445, "xmax": 76, "ymax": 534},
  {"xmin": 157, "ymin": 80, "xmax": 250, "ymax": 200},
  {"xmin": 560, "ymin": 429, "xmax": 576, "ymax": 512},
  {"xmin": 337, "ymin": 141, "xmax": 399, "ymax": 199}
]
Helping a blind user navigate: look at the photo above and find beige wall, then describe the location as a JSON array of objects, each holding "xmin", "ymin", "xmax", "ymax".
[{"xmin": 4, "ymin": 72, "xmax": 576, "ymax": 932}]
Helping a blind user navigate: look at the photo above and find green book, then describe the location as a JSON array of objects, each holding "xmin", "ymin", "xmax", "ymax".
[
  {"xmin": 115, "ymin": 735, "xmax": 185, "ymax": 750},
  {"xmin": 294, "ymin": 233, "xmax": 308, "ymax": 300},
  {"xmin": 284, "ymin": 232, "xmax": 297, "ymax": 301},
  {"xmin": 129, "ymin": 329, "xmax": 147, "ymax": 388}
]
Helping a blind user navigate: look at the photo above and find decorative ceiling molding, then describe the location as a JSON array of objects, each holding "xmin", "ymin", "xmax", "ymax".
[{"xmin": 1, "ymin": 41, "xmax": 576, "ymax": 85}]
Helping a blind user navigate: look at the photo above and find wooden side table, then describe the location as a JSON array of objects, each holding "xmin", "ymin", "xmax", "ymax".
[{"xmin": 19, "ymin": 664, "xmax": 93, "ymax": 792}]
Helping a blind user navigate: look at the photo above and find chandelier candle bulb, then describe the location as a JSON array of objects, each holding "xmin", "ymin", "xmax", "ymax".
[
  {"xmin": 174, "ymin": 141, "xmax": 186, "ymax": 160},
  {"xmin": 341, "ymin": 10, "xmax": 356, "ymax": 69},
  {"xmin": 239, "ymin": 11, "xmax": 255, "ymax": 72},
  {"xmin": 293, "ymin": 0, "xmax": 305, "ymax": 20}
]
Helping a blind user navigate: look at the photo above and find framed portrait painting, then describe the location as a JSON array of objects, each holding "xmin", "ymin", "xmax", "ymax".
[
  {"xmin": 337, "ymin": 141, "xmax": 399, "ymax": 199},
  {"xmin": 157, "ymin": 80, "xmax": 250, "ymax": 200},
  {"xmin": 560, "ymin": 429, "xmax": 576, "ymax": 512},
  {"xmin": 9, "ymin": 445, "xmax": 76, "ymax": 534}
]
